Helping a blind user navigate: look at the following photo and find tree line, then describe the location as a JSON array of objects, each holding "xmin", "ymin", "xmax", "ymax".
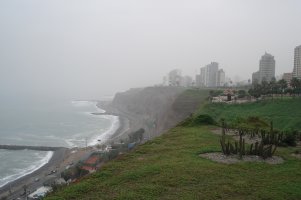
[{"xmin": 249, "ymin": 77, "xmax": 301, "ymax": 98}]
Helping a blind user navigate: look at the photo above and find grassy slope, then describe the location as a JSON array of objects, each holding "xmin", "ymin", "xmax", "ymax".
[
  {"xmin": 200, "ymin": 99, "xmax": 301, "ymax": 130},
  {"xmin": 47, "ymin": 130, "xmax": 301, "ymax": 199}
]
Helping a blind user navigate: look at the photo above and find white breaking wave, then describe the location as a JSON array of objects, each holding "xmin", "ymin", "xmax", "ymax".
[
  {"xmin": 0, "ymin": 151, "xmax": 53, "ymax": 188},
  {"xmin": 88, "ymin": 115, "xmax": 120, "ymax": 146},
  {"xmin": 67, "ymin": 100, "xmax": 120, "ymax": 147}
]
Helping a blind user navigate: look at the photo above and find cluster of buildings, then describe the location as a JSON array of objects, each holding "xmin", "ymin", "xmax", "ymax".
[
  {"xmin": 163, "ymin": 62, "xmax": 226, "ymax": 88},
  {"xmin": 252, "ymin": 45, "xmax": 301, "ymax": 85},
  {"xmin": 163, "ymin": 45, "xmax": 301, "ymax": 88},
  {"xmin": 196, "ymin": 62, "xmax": 226, "ymax": 87}
]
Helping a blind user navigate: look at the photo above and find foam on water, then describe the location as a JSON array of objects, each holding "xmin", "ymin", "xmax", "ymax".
[
  {"xmin": 88, "ymin": 115, "xmax": 120, "ymax": 146},
  {"xmin": 0, "ymin": 150, "xmax": 53, "ymax": 188},
  {"xmin": 65, "ymin": 100, "xmax": 119, "ymax": 147}
]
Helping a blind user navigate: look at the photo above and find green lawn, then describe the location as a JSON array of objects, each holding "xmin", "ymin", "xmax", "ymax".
[
  {"xmin": 199, "ymin": 98, "xmax": 301, "ymax": 130},
  {"xmin": 46, "ymin": 125, "xmax": 301, "ymax": 200}
]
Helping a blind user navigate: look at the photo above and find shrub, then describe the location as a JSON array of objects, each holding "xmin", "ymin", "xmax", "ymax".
[
  {"xmin": 193, "ymin": 114, "xmax": 216, "ymax": 125},
  {"xmin": 178, "ymin": 116, "xmax": 194, "ymax": 126},
  {"xmin": 237, "ymin": 90, "xmax": 247, "ymax": 98},
  {"xmin": 280, "ymin": 131, "xmax": 298, "ymax": 147}
]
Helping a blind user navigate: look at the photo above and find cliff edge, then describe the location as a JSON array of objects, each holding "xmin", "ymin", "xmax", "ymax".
[{"xmin": 106, "ymin": 87, "xmax": 208, "ymax": 140}]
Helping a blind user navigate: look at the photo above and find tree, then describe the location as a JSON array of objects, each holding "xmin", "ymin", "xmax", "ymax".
[
  {"xmin": 290, "ymin": 78, "xmax": 301, "ymax": 96},
  {"xmin": 285, "ymin": 88, "xmax": 293, "ymax": 96},
  {"xmin": 248, "ymin": 84, "xmax": 262, "ymax": 99},
  {"xmin": 261, "ymin": 80, "xmax": 270, "ymax": 96},
  {"xmin": 278, "ymin": 79, "xmax": 287, "ymax": 97},
  {"xmin": 270, "ymin": 77, "xmax": 277, "ymax": 93},
  {"xmin": 237, "ymin": 90, "xmax": 246, "ymax": 98}
]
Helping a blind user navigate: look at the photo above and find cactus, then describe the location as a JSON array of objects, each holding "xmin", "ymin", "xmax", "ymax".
[
  {"xmin": 229, "ymin": 143, "xmax": 235, "ymax": 154},
  {"xmin": 234, "ymin": 141, "xmax": 238, "ymax": 154},
  {"xmin": 220, "ymin": 138, "xmax": 226, "ymax": 154},
  {"xmin": 218, "ymin": 119, "xmax": 280, "ymax": 159},
  {"xmin": 249, "ymin": 143, "xmax": 253, "ymax": 155}
]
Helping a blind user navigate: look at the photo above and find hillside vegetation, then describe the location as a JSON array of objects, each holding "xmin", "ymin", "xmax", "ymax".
[{"xmin": 46, "ymin": 94, "xmax": 301, "ymax": 200}]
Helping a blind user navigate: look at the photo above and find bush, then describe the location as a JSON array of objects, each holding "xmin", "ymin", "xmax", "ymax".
[
  {"xmin": 192, "ymin": 114, "xmax": 216, "ymax": 125},
  {"xmin": 280, "ymin": 131, "xmax": 297, "ymax": 147}
]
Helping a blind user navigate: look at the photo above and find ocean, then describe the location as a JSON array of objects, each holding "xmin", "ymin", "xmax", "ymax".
[{"xmin": 0, "ymin": 97, "xmax": 119, "ymax": 188}]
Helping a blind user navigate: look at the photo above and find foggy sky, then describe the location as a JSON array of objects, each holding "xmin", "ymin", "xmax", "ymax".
[{"xmin": 0, "ymin": 0, "xmax": 301, "ymax": 99}]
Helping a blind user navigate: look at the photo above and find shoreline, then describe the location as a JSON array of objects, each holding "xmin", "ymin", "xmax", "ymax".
[
  {"xmin": 0, "ymin": 151, "xmax": 54, "ymax": 189},
  {"xmin": 0, "ymin": 101, "xmax": 131, "ymax": 199},
  {"xmin": 0, "ymin": 148, "xmax": 68, "ymax": 199}
]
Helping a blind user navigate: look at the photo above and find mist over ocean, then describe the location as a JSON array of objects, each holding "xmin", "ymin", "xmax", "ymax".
[{"xmin": 0, "ymin": 96, "xmax": 118, "ymax": 187}]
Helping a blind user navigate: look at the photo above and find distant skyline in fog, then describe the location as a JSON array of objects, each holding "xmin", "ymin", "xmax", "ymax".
[{"xmin": 0, "ymin": 0, "xmax": 301, "ymax": 99}]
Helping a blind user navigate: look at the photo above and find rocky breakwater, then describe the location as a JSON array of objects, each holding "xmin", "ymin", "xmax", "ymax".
[{"xmin": 0, "ymin": 144, "xmax": 64, "ymax": 151}]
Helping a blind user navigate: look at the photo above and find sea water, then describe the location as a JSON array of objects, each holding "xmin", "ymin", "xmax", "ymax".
[{"xmin": 0, "ymin": 97, "xmax": 118, "ymax": 188}]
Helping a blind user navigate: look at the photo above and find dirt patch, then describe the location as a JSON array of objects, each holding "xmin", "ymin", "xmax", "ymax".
[
  {"xmin": 291, "ymin": 153, "xmax": 301, "ymax": 159},
  {"xmin": 199, "ymin": 152, "xmax": 284, "ymax": 164}
]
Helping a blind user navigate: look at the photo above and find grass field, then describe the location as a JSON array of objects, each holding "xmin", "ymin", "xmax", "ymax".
[
  {"xmin": 199, "ymin": 98, "xmax": 301, "ymax": 131},
  {"xmin": 46, "ymin": 111, "xmax": 301, "ymax": 199}
]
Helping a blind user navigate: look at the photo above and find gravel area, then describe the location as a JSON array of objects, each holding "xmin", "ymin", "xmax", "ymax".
[{"xmin": 199, "ymin": 152, "xmax": 284, "ymax": 164}]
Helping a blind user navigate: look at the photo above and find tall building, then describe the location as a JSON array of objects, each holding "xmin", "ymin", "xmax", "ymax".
[
  {"xmin": 195, "ymin": 74, "xmax": 201, "ymax": 87},
  {"xmin": 259, "ymin": 52, "xmax": 275, "ymax": 82},
  {"xmin": 252, "ymin": 71, "xmax": 260, "ymax": 84},
  {"xmin": 216, "ymin": 69, "xmax": 225, "ymax": 86},
  {"xmin": 283, "ymin": 73, "xmax": 292, "ymax": 86},
  {"xmin": 200, "ymin": 62, "xmax": 219, "ymax": 87},
  {"xmin": 200, "ymin": 67, "xmax": 207, "ymax": 86},
  {"xmin": 293, "ymin": 45, "xmax": 301, "ymax": 78}
]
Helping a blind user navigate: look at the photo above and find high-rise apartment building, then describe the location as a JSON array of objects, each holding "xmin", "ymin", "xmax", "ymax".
[
  {"xmin": 293, "ymin": 45, "xmax": 301, "ymax": 78},
  {"xmin": 252, "ymin": 71, "xmax": 260, "ymax": 84},
  {"xmin": 217, "ymin": 69, "xmax": 225, "ymax": 86},
  {"xmin": 259, "ymin": 52, "xmax": 275, "ymax": 82}
]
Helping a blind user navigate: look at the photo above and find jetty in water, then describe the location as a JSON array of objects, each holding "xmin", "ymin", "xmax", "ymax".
[{"xmin": 0, "ymin": 144, "xmax": 65, "ymax": 151}]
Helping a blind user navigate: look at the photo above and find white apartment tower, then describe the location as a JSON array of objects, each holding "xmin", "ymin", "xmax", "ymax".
[
  {"xmin": 293, "ymin": 45, "xmax": 301, "ymax": 78},
  {"xmin": 200, "ymin": 62, "xmax": 220, "ymax": 87}
]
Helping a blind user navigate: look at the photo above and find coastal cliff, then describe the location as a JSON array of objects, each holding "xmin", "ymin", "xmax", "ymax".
[{"xmin": 105, "ymin": 87, "xmax": 209, "ymax": 140}]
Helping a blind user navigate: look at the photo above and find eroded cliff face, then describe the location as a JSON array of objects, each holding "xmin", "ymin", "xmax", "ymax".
[{"xmin": 110, "ymin": 87, "xmax": 208, "ymax": 139}]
